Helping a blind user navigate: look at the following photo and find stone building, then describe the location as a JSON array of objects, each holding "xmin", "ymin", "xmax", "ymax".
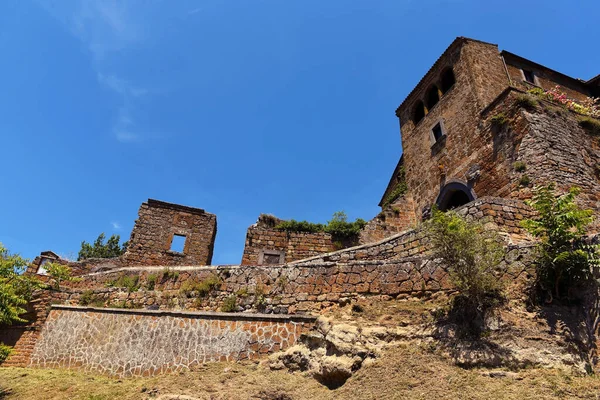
[{"xmin": 380, "ymin": 37, "xmax": 600, "ymax": 232}]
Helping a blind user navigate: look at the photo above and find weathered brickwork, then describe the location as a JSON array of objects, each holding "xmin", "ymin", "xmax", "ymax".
[
  {"xmin": 385, "ymin": 37, "xmax": 599, "ymax": 227},
  {"xmin": 28, "ymin": 306, "xmax": 314, "ymax": 377},
  {"xmin": 360, "ymin": 194, "xmax": 417, "ymax": 244},
  {"xmin": 122, "ymin": 199, "xmax": 217, "ymax": 267},
  {"xmin": 241, "ymin": 215, "xmax": 339, "ymax": 265}
]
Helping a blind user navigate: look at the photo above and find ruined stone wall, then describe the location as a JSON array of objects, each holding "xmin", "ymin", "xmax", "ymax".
[
  {"xmin": 360, "ymin": 194, "xmax": 417, "ymax": 244},
  {"xmin": 503, "ymin": 54, "xmax": 593, "ymax": 102},
  {"xmin": 122, "ymin": 199, "xmax": 217, "ymax": 267},
  {"xmin": 241, "ymin": 215, "xmax": 339, "ymax": 265},
  {"xmin": 28, "ymin": 306, "xmax": 314, "ymax": 377}
]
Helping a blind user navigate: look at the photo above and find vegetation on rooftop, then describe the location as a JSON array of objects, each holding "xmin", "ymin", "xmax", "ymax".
[
  {"xmin": 275, "ymin": 211, "xmax": 366, "ymax": 240},
  {"xmin": 527, "ymin": 86, "xmax": 600, "ymax": 119}
]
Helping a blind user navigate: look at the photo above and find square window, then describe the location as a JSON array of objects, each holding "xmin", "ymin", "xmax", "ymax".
[
  {"xmin": 432, "ymin": 123, "xmax": 444, "ymax": 142},
  {"xmin": 170, "ymin": 234, "xmax": 186, "ymax": 253},
  {"xmin": 37, "ymin": 258, "xmax": 50, "ymax": 275},
  {"xmin": 522, "ymin": 69, "xmax": 536, "ymax": 84}
]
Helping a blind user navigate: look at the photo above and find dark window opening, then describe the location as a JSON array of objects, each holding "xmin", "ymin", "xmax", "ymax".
[
  {"xmin": 432, "ymin": 122, "xmax": 444, "ymax": 142},
  {"xmin": 170, "ymin": 234, "xmax": 186, "ymax": 253},
  {"xmin": 426, "ymin": 86, "xmax": 440, "ymax": 109},
  {"xmin": 413, "ymin": 101, "xmax": 425, "ymax": 124},
  {"xmin": 441, "ymin": 68, "xmax": 456, "ymax": 93},
  {"xmin": 523, "ymin": 69, "xmax": 536, "ymax": 84}
]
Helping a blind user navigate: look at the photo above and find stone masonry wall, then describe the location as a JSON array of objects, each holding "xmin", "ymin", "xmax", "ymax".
[
  {"xmin": 241, "ymin": 215, "xmax": 339, "ymax": 265},
  {"xmin": 28, "ymin": 306, "xmax": 314, "ymax": 377},
  {"xmin": 360, "ymin": 194, "xmax": 417, "ymax": 244},
  {"xmin": 122, "ymin": 199, "xmax": 217, "ymax": 267}
]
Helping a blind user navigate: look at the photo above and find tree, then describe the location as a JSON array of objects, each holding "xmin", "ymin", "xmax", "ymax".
[
  {"xmin": 78, "ymin": 233, "xmax": 128, "ymax": 261},
  {"xmin": 0, "ymin": 243, "xmax": 41, "ymax": 325},
  {"xmin": 522, "ymin": 184, "xmax": 599, "ymax": 302},
  {"xmin": 45, "ymin": 262, "xmax": 76, "ymax": 290},
  {"xmin": 426, "ymin": 208, "xmax": 505, "ymax": 334}
]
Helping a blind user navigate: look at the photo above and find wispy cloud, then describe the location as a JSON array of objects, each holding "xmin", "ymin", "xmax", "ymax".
[
  {"xmin": 188, "ymin": 8, "xmax": 203, "ymax": 15},
  {"xmin": 38, "ymin": 1, "xmax": 149, "ymax": 143},
  {"xmin": 111, "ymin": 221, "xmax": 121, "ymax": 230}
]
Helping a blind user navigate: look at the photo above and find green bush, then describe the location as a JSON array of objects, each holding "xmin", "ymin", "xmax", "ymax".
[
  {"xmin": 0, "ymin": 343, "xmax": 13, "ymax": 364},
  {"xmin": 221, "ymin": 295, "xmax": 237, "ymax": 312},
  {"xmin": 516, "ymin": 94, "xmax": 538, "ymax": 110},
  {"xmin": 519, "ymin": 174, "xmax": 531, "ymax": 187},
  {"xmin": 527, "ymin": 87, "xmax": 545, "ymax": 97},
  {"xmin": 108, "ymin": 275, "xmax": 140, "ymax": 293},
  {"xmin": 579, "ymin": 117, "xmax": 600, "ymax": 135},
  {"xmin": 426, "ymin": 208, "xmax": 505, "ymax": 335},
  {"xmin": 274, "ymin": 211, "xmax": 366, "ymax": 241},
  {"xmin": 179, "ymin": 274, "xmax": 221, "ymax": 298},
  {"xmin": 146, "ymin": 273, "xmax": 158, "ymax": 290},
  {"xmin": 79, "ymin": 290, "xmax": 105, "ymax": 307},
  {"xmin": 382, "ymin": 166, "xmax": 407, "ymax": 208},
  {"xmin": 490, "ymin": 113, "xmax": 508, "ymax": 127},
  {"xmin": 161, "ymin": 267, "xmax": 179, "ymax": 281},
  {"xmin": 522, "ymin": 184, "xmax": 599, "ymax": 302},
  {"xmin": 46, "ymin": 262, "xmax": 75, "ymax": 290},
  {"xmin": 513, "ymin": 161, "xmax": 527, "ymax": 172}
]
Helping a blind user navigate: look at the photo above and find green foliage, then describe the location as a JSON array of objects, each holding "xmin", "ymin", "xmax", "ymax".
[
  {"xmin": 274, "ymin": 220, "xmax": 324, "ymax": 233},
  {"xmin": 45, "ymin": 262, "xmax": 76, "ymax": 290},
  {"xmin": 324, "ymin": 211, "xmax": 367, "ymax": 240},
  {"xmin": 79, "ymin": 290, "xmax": 104, "ymax": 307},
  {"xmin": 108, "ymin": 275, "xmax": 140, "ymax": 293},
  {"xmin": 527, "ymin": 87, "xmax": 545, "ymax": 96},
  {"xmin": 179, "ymin": 274, "xmax": 221, "ymax": 298},
  {"xmin": 0, "ymin": 343, "xmax": 13, "ymax": 364},
  {"xmin": 146, "ymin": 273, "xmax": 158, "ymax": 290},
  {"xmin": 579, "ymin": 117, "xmax": 600, "ymax": 135},
  {"xmin": 522, "ymin": 184, "xmax": 598, "ymax": 302},
  {"xmin": 0, "ymin": 243, "xmax": 42, "ymax": 325},
  {"xmin": 161, "ymin": 267, "xmax": 179, "ymax": 280},
  {"xmin": 382, "ymin": 166, "xmax": 407, "ymax": 208},
  {"xmin": 78, "ymin": 233, "xmax": 128, "ymax": 261},
  {"xmin": 221, "ymin": 295, "xmax": 237, "ymax": 312},
  {"xmin": 426, "ymin": 208, "xmax": 505, "ymax": 334},
  {"xmin": 513, "ymin": 161, "xmax": 527, "ymax": 172},
  {"xmin": 519, "ymin": 174, "xmax": 531, "ymax": 187},
  {"xmin": 274, "ymin": 211, "xmax": 366, "ymax": 241},
  {"xmin": 516, "ymin": 94, "xmax": 538, "ymax": 110},
  {"xmin": 490, "ymin": 113, "xmax": 508, "ymax": 127}
]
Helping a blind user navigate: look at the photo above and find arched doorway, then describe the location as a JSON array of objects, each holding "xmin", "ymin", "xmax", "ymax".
[{"xmin": 436, "ymin": 181, "xmax": 476, "ymax": 211}]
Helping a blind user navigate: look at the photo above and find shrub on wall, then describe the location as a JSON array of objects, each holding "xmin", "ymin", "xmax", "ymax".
[
  {"xmin": 0, "ymin": 343, "xmax": 13, "ymax": 364},
  {"xmin": 382, "ymin": 166, "xmax": 407, "ymax": 208},
  {"xmin": 221, "ymin": 295, "xmax": 237, "ymax": 312},
  {"xmin": 274, "ymin": 211, "xmax": 366, "ymax": 242},
  {"xmin": 522, "ymin": 184, "xmax": 599, "ymax": 303},
  {"xmin": 426, "ymin": 208, "xmax": 505, "ymax": 335}
]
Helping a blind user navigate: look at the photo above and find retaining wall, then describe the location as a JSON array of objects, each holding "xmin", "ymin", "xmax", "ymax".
[{"xmin": 28, "ymin": 306, "xmax": 315, "ymax": 377}]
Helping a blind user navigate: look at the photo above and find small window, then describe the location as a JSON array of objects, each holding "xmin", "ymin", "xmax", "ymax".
[
  {"xmin": 522, "ymin": 69, "xmax": 536, "ymax": 84},
  {"xmin": 170, "ymin": 234, "xmax": 186, "ymax": 253},
  {"xmin": 37, "ymin": 258, "xmax": 51, "ymax": 275},
  {"xmin": 413, "ymin": 101, "xmax": 426, "ymax": 124},
  {"xmin": 441, "ymin": 68, "xmax": 455, "ymax": 93},
  {"xmin": 432, "ymin": 122, "xmax": 444, "ymax": 143},
  {"xmin": 426, "ymin": 86, "xmax": 440, "ymax": 110}
]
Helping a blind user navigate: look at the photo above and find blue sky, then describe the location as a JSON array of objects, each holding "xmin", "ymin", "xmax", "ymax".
[{"xmin": 1, "ymin": 0, "xmax": 598, "ymax": 264}]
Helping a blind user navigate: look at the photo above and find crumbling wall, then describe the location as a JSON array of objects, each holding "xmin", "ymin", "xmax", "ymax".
[
  {"xmin": 241, "ymin": 215, "xmax": 338, "ymax": 265},
  {"xmin": 28, "ymin": 306, "xmax": 314, "ymax": 377},
  {"xmin": 360, "ymin": 194, "xmax": 417, "ymax": 244},
  {"xmin": 122, "ymin": 199, "xmax": 217, "ymax": 266}
]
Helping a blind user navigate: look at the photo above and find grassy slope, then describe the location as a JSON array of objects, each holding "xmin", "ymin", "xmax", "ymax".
[{"xmin": 2, "ymin": 345, "xmax": 600, "ymax": 399}]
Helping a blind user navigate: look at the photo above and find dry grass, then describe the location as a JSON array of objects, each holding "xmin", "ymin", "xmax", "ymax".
[{"xmin": 2, "ymin": 345, "xmax": 600, "ymax": 400}]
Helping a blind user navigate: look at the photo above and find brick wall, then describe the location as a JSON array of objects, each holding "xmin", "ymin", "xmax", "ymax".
[
  {"xmin": 241, "ymin": 215, "xmax": 340, "ymax": 265},
  {"xmin": 360, "ymin": 194, "xmax": 417, "ymax": 244},
  {"xmin": 28, "ymin": 306, "xmax": 314, "ymax": 377},
  {"xmin": 122, "ymin": 199, "xmax": 217, "ymax": 267}
]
